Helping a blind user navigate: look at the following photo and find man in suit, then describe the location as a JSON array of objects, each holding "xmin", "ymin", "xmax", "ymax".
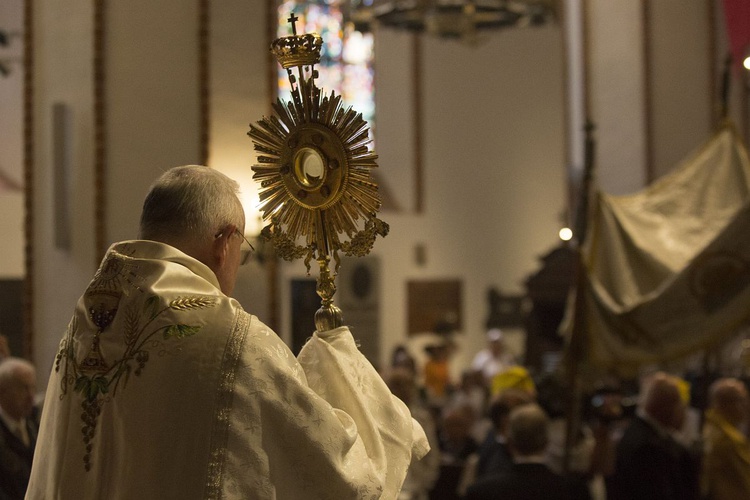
[
  {"xmin": 609, "ymin": 371, "xmax": 700, "ymax": 500},
  {"xmin": 466, "ymin": 403, "xmax": 582, "ymax": 500},
  {"xmin": 474, "ymin": 387, "xmax": 535, "ymax": 481},
  {"xmin": 0, "ymin": 357, "xmax": 38, "ymax": 500}
]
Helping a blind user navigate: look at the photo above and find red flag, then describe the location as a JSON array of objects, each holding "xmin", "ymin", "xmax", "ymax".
[{"xmin": 723, "ymin": 0, "xmax": 750, "ymax": 71}]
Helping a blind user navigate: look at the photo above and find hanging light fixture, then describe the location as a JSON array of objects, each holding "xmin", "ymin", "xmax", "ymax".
[{"xmin": 350, "ymin": 0, "xmax": 557, "ymax": 43}]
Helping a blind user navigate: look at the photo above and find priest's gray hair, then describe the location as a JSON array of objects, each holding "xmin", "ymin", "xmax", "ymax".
[{"xmin": 139, "ymin": 165, "xmax": 244, "ymax": 246}]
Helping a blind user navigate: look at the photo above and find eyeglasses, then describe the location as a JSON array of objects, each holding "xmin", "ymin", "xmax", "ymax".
[
  {"xmin": 215, "ymin": 227, "xmax": 255, "ymax": 266},
  {"xmin": 235, "ymin": 229, "xmax": 255, "ymax": 266}
]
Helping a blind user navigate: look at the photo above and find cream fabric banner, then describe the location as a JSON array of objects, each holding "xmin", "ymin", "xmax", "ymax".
[{"xmin": 579, "ymin": 124, "xmax": 750, "ymax": 374}]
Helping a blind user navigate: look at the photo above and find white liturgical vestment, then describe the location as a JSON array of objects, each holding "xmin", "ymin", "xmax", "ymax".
[{"xmin": 26, "ymin": 241, "xmax": 428, "ymax": 500}]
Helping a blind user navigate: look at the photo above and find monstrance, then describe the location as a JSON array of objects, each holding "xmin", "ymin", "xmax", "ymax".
[{"xmin": 248, "ymin": 14, "xmax": 388, "ymax": 332}]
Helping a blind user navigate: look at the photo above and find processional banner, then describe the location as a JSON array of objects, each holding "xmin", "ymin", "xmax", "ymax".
[{"xmin": 577, "ymin": 124, "xmax": 750, "ymax": 375}]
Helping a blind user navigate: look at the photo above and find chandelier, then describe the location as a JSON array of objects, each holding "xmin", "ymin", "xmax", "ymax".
[{"xmin": 350, "ymin": 0, "xmax": 557, "ymax": 42}]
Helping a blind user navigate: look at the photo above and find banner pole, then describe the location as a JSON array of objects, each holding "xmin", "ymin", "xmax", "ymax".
[{"xmin": 564, "ymin": 121, "xmax": 596, "ymax": 474}]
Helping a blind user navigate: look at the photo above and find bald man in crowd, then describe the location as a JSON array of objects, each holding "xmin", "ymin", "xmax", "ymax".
[
  {"xmin": 701, "ymin": 377, "xmax": 750, "ymax": 500},
  {"xmin": 0, "ymin": 357, "xmax": 38, "ymax": 500},
  {"xmin": 466, "ymin": 403, "xmax": 585, "ymax": 500},
  {"xmin": 609, "ymin": 371, "xmax": 700, "ymax": 500}
]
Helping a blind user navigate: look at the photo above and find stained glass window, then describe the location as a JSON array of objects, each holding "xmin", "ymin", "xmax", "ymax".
[{"xmin": 277, "ymin": 1, "xmax": 375, "ymax": 137}]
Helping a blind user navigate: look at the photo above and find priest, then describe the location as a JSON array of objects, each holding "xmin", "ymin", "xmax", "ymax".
[{"xmin": 26, "ymin": 165, "xmax": 428, "ymax": 499}]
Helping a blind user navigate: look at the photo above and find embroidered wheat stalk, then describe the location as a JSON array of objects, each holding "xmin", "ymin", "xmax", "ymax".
[{"xmin": 169, "ymin": 296, "xmax": 217, "ymax": 311}]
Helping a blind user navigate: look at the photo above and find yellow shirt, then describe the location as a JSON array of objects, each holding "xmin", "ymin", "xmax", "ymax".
[{"xmin": 701, "ymin": 409, "xmax": 750, "ymax": 500}]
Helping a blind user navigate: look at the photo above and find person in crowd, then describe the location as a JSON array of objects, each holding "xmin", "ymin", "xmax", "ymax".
[
  {"xmin": 392, "ymin": 344, "xmax": 418, "ymax": 377},
  {"xmin": 608, "ymin": 371, "xmax": 700, "ymax": 500},
  {"xmin": 429, "ymin": 405, "xmax": 479, "ymax": 500},
  {"xmin": 447, "ymin": 370, "xmax": 487, "ymax": 423},
  {"xmin": 471, "ymin": 328, "xmax": 515, "ymax": 386},
  {"xmin": 458, "ymin": 363, "xmax": 538, "ymax": 494},
  {"xmin": 465, "ymin": 403, "xmax": 584, "ymax": 500},
  {"xmin": 490, "ymin": 365, "xmax": 536, "ymax": 399},
  {"xmin": 0, "ymin": 357, "xmax": 38, "ymax": 500},
  {"xmin": 472, "ymin": 387, "xmax": 535, "ymax": 482},
  {"xmin": 424, "ymin": 342, "xmax": 453, "ymax": 406},
  {"xmin": 26, "ymin": 165, "xmax": 428, "ymax": 499},
  {"xmin": 387, "ymin": 367, "xmax": 441, "ymax": 500},
  {"xmin": 585, "ymin": 381, "xmax": 635, "ymax": 500},
  {"xmin": 445, "ymin": 369, "xmax": 491, "ymax": 444},
  {"xmin": 701, "ymin": 377, "xmax": 750, "ymax": 500},
  {"xmin": 538, "ymin": 373, "xmax": 596, "ymax": 499}
]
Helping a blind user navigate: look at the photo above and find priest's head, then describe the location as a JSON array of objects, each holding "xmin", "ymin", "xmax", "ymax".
[{"xmin": 139, "ymin": 165, "xmax": 249, "ymax": 295}]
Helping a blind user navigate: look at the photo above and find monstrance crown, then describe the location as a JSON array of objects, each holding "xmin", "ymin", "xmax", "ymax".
[{"xmin": 270, "ymin": 14, "xmax": 322, "ymax": 69}]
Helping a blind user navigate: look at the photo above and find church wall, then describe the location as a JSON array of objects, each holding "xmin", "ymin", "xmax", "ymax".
[
  {"xmin": 0, "ymin": 0, "xmax": 24, "ymax": 279},
  {"xmin": 31, "ymin": 0, "xmax": 98, "ymax": 375},
  {"xmin": 412, "ymin": 28, "xmax": 567, "ymax": 373},
  {"xmin": 105, "ymin": 0, "xmax": 203, "ymax": 244},
  {"xmin": 0, "ymin": 196, "xmax": 23, "ymax": 279},
  {"xmin": 587, "ymin": 0, "xmax": 715, "ymax": 193},
  {"xmin": 370, "ymin": 28, "xmax": 417, "ymax": 215},
  {"xmin": 648, "ymin": 0, "xmax": 712, "ymax": 179},
  {"xmin": 587, "ymin": 0, "xmax": 648, "ymax": 195}
]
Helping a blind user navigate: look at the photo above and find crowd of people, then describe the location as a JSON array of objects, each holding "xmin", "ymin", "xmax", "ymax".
[
  {"xmin": 386, "ymin": 329, "xmax": 750, "ymax": 500},
  {"xmin": 2, "ymin": 320, "xmax": 750, "ymax": 499}
]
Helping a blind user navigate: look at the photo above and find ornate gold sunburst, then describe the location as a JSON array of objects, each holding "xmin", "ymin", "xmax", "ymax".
[{"xmin": 248, "ymin": 14, "xmax": 388, "ymax": 330}]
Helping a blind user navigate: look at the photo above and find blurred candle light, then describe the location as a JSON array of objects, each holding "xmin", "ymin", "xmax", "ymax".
[
  {"xmin": 240, "ymin": 189, "xmax": 264, "ymax": 237},
  {"xmin": 210, "ymin": 163, "xmax": 263, "ymax": 237}
]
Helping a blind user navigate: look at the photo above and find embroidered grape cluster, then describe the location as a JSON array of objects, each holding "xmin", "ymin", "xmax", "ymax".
[
  {"xmin": 54, "ymin": 342, "xmax": 66, "ymax": 373},
  {"xmin": 134, "ymin": 350, "xmax": 149, "ymax": 375},
  {"xmin": 81, "ymin": 398, "xmax": 103, "ymax": 471}
]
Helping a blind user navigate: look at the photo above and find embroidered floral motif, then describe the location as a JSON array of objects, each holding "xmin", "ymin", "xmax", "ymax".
[{"xmin": 56, "ymin": 292, "xmax": 217, "ymax": 471}]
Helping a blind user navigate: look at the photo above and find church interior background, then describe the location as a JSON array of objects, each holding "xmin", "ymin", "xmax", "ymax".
[{"xmin": 1, "ymin": 0, "xmax": 749, "ymax": 391}]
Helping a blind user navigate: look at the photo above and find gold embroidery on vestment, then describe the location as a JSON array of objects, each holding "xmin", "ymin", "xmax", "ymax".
[{"xmin": 205, "ymin": 310, "xmax": 250, "ymax": 499}]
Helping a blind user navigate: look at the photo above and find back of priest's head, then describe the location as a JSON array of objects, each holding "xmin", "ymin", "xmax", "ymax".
[{"xmin": 139, "ymin": 165, "xmax": 244, "ymax": 249}]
